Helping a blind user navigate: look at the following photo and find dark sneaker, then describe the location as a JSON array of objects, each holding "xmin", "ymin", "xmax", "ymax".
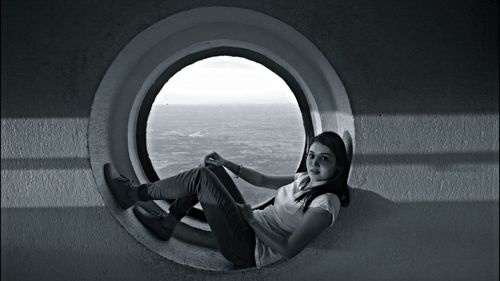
[
  {"xmin": 133, "ymin": 203, "xmax": 178, "ymax": 241},
  {"xmin": 103, "ymin": 163, "xmax": 138, "ymax": 209}
]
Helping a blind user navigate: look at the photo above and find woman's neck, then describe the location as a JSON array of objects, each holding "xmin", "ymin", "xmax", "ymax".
[{"xmin": 307, "ymin": 180, "xmax": 328, "ymax": 188}]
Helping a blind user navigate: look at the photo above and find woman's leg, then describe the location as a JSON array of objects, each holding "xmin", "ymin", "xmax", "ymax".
[
  {"xmin": 105, "ymin": 163, "xmax": 255, "ymax": 266},
  {"xmin": 136, "ymin": 165, "xmax": 247, "ymax": 250},
  {"xmin": 205, "ymin": 164, "xmax": 246, "ymax": 204},
  {"xmin": 166, "ymin": 164, "xmax": 246, "ymax": 220},
  {"xmin": 146, "ymin": 167, "xmax": 255, "ymax": 266},
  {"xmin": 135, "ymin": 195, "xmax": 200, "ymax": 241},
  {"xmin": 168, "ymin": 195, "xmax": 199, "ymax": 221}
]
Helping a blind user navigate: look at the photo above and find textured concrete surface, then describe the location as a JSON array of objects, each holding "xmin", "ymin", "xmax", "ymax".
[
  {"xmin": 1, "ymin": 0, "xmax": 498, "ymax": 280},
  {"xmin": 2, "ymin": 192, "xmax": 498, "ymax": 281}
]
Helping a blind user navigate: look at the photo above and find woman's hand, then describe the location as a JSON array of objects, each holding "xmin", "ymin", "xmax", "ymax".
[
  {"xmin": 236, "ymin": 203, "xmax": 255, "ymax": 224},
  {"xmin": 203, "ymin": 151, "xmax": 226, "ymax": 167}
]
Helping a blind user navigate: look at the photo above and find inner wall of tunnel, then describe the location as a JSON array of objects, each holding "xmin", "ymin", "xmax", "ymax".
[{"xmin": 88, "ymin": 7, "xmax": 354, "ymax": 270}]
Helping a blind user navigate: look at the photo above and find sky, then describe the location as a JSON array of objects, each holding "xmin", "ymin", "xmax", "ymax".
[{"xmin": 154, "ymin": 56, "xmax": 297, "ymax": 105}]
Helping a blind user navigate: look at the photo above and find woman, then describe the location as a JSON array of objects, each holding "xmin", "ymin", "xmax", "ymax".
[{"xmin": 104, "ymin": 131, "xmax": 350, "ymax": 268}]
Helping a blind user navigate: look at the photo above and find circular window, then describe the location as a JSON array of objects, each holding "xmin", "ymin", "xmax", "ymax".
[
  {"xmin": 136, "ymin": 51, "xmax": 313, "ymax": 221},
  {"xmin": 88, "ymin": 7, "xmax": 354, "ymax": 271},
  {"xmin": 142, "ymin": 55, "xmax": 306, "ymax": 216},
  {"xmin": 145, "ymin": 56, "xmax": 305, "ymax": 207}
]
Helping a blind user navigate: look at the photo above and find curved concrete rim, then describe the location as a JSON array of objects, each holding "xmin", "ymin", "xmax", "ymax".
[{"xmin": 88, "ymin": 6, "xmax": 354, "ymax": 271}]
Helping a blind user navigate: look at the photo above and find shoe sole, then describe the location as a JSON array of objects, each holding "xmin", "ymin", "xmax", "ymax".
[{"xmin": 103, "ymin": 163, "xmax": 134, "ymax": 209}]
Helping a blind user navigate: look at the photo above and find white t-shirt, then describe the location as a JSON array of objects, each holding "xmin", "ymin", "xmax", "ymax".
[{"xmin": 253, "ymin": 172, "xmax": 341, "ymax": 268}]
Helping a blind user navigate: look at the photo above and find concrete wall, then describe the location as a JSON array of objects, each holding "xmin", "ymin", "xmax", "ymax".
[{"xmin": 2, "ymin": 0, "xmax": 498, "ymax": 280}]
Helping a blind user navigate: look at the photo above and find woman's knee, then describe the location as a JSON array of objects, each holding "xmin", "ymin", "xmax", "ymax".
[
  {"xmin": 194, "ymin": 166, "xmax": 211, "ymax": 176},
  {"xmin": 183, "ymin": 166, "xmax": 212, "ymax": 179},
  {"xmin": 205, "ymin": 164, "xmax": 224, "ymax": 173},
  {"xmin": 192, "ymin": 167, "xmax": 219, "ymax": 186}
]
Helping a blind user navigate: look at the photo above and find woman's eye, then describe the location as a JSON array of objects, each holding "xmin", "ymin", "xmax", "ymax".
[
  {"xmin": 308, "ymin": 154, "xmax": 314, "ymax": 159},
  {"xmin": 321, "ymin": 156, "xmax": 329, "ymax": 161}
]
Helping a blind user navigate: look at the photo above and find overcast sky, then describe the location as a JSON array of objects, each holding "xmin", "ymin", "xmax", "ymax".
[{"xmin": 154, "ymin": 56, "xmax": 297, "ymax": 105}]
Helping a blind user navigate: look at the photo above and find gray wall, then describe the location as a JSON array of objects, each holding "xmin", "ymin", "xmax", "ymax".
[{"xmin": 2, "ymin": 0, "xmax": 498, "ymax": 280}]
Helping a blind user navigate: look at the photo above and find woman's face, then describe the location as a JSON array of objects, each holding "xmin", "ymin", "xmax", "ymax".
[{"xmin": 306, "ymin": 142, "xmax": 337, "ymax": 185}]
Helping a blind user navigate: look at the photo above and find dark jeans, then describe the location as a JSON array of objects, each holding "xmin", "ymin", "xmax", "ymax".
[{"xmin": 147, "ymin": 165, "xmax": 256, "ymax": 267}]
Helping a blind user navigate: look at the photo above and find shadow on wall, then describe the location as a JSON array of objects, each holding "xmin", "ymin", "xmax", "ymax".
[
  {"xmin": 298, "ymin": 188, "xmax": 499, "ymax": 281},
  {"xmin": 1, "ymin": 188, "xmax": 498, "ymax": 281}
]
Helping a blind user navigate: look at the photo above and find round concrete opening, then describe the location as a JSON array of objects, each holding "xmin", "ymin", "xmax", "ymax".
[{"xmin": 88, "ymin": 7, "xmax": 354, "ymax": 271}]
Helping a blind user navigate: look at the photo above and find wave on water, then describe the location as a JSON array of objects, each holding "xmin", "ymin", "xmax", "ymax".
[{"xmin": 188, "ymin": 131, "xmax": 204, "ymax": 138}]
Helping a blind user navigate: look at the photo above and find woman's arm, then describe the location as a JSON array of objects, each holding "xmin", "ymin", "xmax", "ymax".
[
  {"xmin": 238, "ymin": 204, "xmax": 333, "ymax": 259},
  {"xmin": 224, "ymin": 159, "xmax": 294, "ymax": 189},
  {"xmin": 204, "ymin": 152, "xmax": 294, "ymax": 189}
]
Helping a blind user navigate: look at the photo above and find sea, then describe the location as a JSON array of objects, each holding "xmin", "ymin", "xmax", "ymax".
[{"xmin": 146, "ymin": 104, "xmax": 305, "ymax": 205}]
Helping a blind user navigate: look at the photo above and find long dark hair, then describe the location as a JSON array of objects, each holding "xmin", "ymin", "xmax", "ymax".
[{"xmin": 295, "ymin": 131, "xmax": 350, "ymax": 211}]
